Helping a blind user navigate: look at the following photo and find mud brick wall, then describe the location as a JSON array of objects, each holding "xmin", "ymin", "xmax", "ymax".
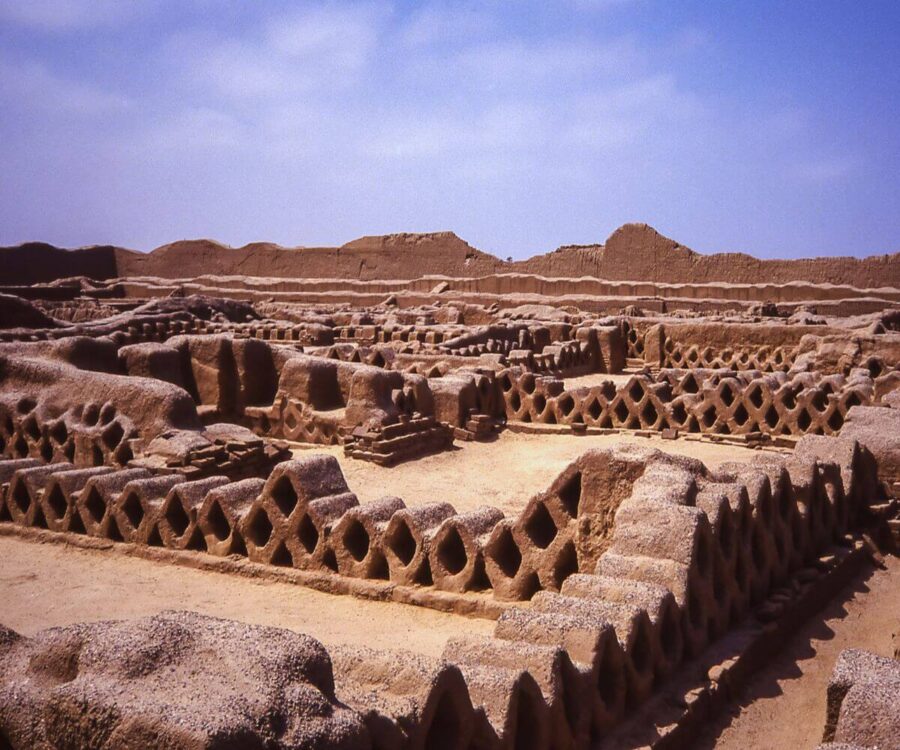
[
  {"xmin": 2, "ymin": 421, "xmax": 895, "ymax": 748},
  {"xmin": 498, "ymin": 365, "xmax": 899, "ymax": 438}
]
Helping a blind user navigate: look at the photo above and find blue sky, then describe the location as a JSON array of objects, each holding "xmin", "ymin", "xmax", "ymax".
[{"xmin": 0, "ymin": 0, "xmax": 898, "ymax": 260}]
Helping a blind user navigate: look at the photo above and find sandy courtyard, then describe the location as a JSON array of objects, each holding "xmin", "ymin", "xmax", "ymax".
[
  {"xmin": 0, "ymin": 535, "xmax": 493, "ymax": 658},
  {"xmin": 297, "ymin": 430, "xmax": 763, "ymax": 515}
]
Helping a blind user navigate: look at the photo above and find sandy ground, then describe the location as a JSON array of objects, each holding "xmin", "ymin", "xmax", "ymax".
[
  {"xmin": 563, "ymin": 372, "xmax": 638, "ymax": 388},
  {"xmin": 0, "ymin": 535, "xmax": 493, "ymax": 658},
  {"xmin": 697, "ymin": 555, "xmax": 900, "ymax": 749},
  {"xmin": 296, "ymin": 431, "xmax": 761, "ymax": 515}
]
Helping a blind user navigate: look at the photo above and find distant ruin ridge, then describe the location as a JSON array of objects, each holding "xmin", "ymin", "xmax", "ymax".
[{"xmin": 2, "ymin": 223, "xmax": 898, "ymax": 288}]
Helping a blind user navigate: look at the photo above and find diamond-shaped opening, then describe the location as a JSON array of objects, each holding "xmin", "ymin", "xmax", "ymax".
[
  {"xmin": 437, "ymin": 527, "xmax": 467, "ymax": 575},
  {"xmin": 810, "ymin": 391, "xmax": 827, "ymax": 414},
  {"xmin": 16, "ymin": 398, "xmax": 36, "ymax": 414},
  {"xmin": 106, "ymin": 515, "xmax": 124, "ymax": 542},
  {"xmin": 296, "ymin": 513, "xmax": 319, "ymax": 554},
  {"xmin": 764, "ymin": 405, "xmax": 779, "ymax": 428},
  {"xmin": 246, "ymin": 507, "xmax": 273, "ymax": 548},
  {"xmin": 13, "ymin": 433, "xmax": 28, "ymax": 457},
  {"xmin": 322, "ymin": 549, "xmax": 338, "ymax": 573},
  {"xmin": 687, "ymin": 349, "xmax": 699, "ymax": 363},
  {"xmin": 532, "ymin": 394, "xmax": 546, "ymax": 414},
  {"xmin": 558, "ymin": 471, "xmax": 581, "ymax": 518},
  {"xmin": 524, "ymin": 502, "xmax": 557, "ymax": 549},
  {"xmin": 185, "ymin": 526, "xmax": 206, "ymax": 551},
  {"xmin": 781, "ymin": 389, "xmax": 796, "ymax": 410},
  {"xmin": 798, "ymin": 409, "xmax": 812, "ymax": 431},
  {"xmin": 640, "ymin": 400, "xmax": 658, "ymax": 426},
  {"xmin": 521, "ymin": 374, "xmax": 536, "ymax": 394},
  {"xmin": 671, "ymin": 401, "xmax": 687, "ymax": 425},
  {"xmin": 284, "ymin": 410, "xmax": 299, "ymax": 432},
  {"xmin": 83, "ymin": 486, "xmax": 106, "ymax": 523},
  {"xmin": 613, "ymin": 399, "xmax": 630, "ymax": 424},
  {"xmin": 627, "ymin": 379, "xmax": 645, "ymax": 403},
  {"xmin": 586, "ymin": 398, "xmax": 602, "ymax": 421},
  {"xmin": 557, "ymin": 394, "xmax": 575, "ymax": 417},
  {"xmin": 207, "ymin": 499, "xmax": 231, "ymax": 541},
  {"xmin": 270, "ymin": 540, "xmax": 293, "ymax": 567},
  {"xmin": 732, "ymin": 403, "xmax": 749, "ymax": 426},
  {"xmin": 114, "ymin": 442, "xmax": 133, "ymax": 465},
  {"xmin": 12, "ymin": 481, "xmax": 31, "ymax": 513},
  {"xmin": 843, "ymin": 392, "xmax": 862, "ymax": 410},
  {"xmin": 50, "ymin": 420, "xmax": 68, "ymax": 445},
  {"xmin": 22, "ymin": 416, "xmax": 40, "ymax": 441},
  {"xmin": 509, "ymin": 390, "xmax": 522, "ymax": 412},
  {"xmin": 500, "ymin": 374, "xmax": 513, "ymax": 392},
  {"xmin": 270, "ymin": 476, "xmax": 298, "ymax": 517},
  {"xmin": 40, "ymin": 440, "xmax": 53, "ymax": 462},
  {"xmin": 121, "ymin": 492, "xmax": 145, "ymax": 530},
  {"xmin": 343, "ymin": 519, "xmax": 370, "ymax": 562},
  {"xmin": 827, "ymin": 409, "xmax": 844, "ymax": 432},
  {"xmin": 747, "ymin": 386, "xmax": 764, "ymax": 409},
  {"xmin": 550, "ymin": 541, "xmax": 578, "ymax": 590},
  {"xmin": 387, "ymin": 519, "xmax": 417, "ymax": 566},
  {"xmin": 99, "ymin": 403, "xmax": 116, "ymax": 425},
  {"xmin": 45, "ymin": 484, "xmax": 68, "ymax": 520},
  {"xmin": 701, "ymin": 406, "xmax": 717, "ymax": 429},
  {"xmin": 69, "ymin": 509, "xmax": 86, "ymax": 534},
  {"xmin": 164, "ymin": 496, "xmax": 189, "ymax": 536},
  {"xmin": 83, "ymin": 403, "xmax": 100, "ymax": 426},
  {"xmin": 490, "ymin": 525, "xmax": 521, "ymax": 578},
  {"xmin": 719, "ymin": 384, "xmax": 736, "ymax": 407},
  {"xmin": 102, "ymin": 421, "xmax": 124, "ymax": 450}
]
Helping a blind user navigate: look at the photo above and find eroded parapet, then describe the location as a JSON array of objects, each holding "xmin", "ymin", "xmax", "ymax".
[
  {"xmin": 331, "ymin": 645, "xmax": 476, "ymax": 750},
  {"xmin": 0, "ymin": 425, "xmax": 894, "ymax": 749},
  {"xmin": 156, "ymin": 475, "xmax": 230, "ymax": 549},
  {"xmin": 493, "ymin": 607, "xmax": 627, "ymax": 738},
  {"xmin": 429, "ymin": 506, "xmax": 504, "ymax": 592},
  {"xmin": 0, "ymin": 340, "xmax": 288, "ymax": 479},
  {"xmin": 384, "ymin": 502, "xmax": 457, "ymax": 585},
  {"xmin": 5, "ymin": 462, "xmax": 75, "ymax": 527},
  {"xmin": 108, "ymin": 474, "xmax": 187, "ymax": 543},
  {"xmin": 822, "ymin": 649, "xmax": 900, "ymax": 748},
  {"xmin": 0, "ymin": 611, "xmax": 369, "ymax": 750},
  {"xmin": 332, "ymin": 495, "xmax": 405, "ymax": 579},
  {"xmin": 497, "ymin": 364, "xmax": 898, "ymax": 438},
  {"xmin": 444, "ymin": 635, "xmax": 587, "ymax": 750},
  {"xmin": 197, "ymin": 477, "xmax": 265, "ymax": 556},
  {"xmin": 75, "ymin": 468, "xmax": 154, "ymax": 538}
]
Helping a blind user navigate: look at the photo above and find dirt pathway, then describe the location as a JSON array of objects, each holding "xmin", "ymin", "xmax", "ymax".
[{"xmin": 0, "ymin": 535, "xmax": 494, "ymax": 658}]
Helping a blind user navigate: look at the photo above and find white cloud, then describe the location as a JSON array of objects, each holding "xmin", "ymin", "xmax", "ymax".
[
  {"xmin": 0, "ymin": 0, "xmax": 149, "ymax": 31},
  {"xmin": 790, "ymin": 156, "xmax": 858, "ymax": 184},
  {"xmin": 173, "ymin": 3, "xmax": 387, "ymax": 101},
  {"xmin": 0, "ymin": 55, "xmax": 130, "ymax": 112}
]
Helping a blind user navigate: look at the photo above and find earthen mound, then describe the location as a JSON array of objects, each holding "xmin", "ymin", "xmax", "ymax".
[{"xmin": 0, "ymin": 610, "xmax": 369, "ymax": 749}]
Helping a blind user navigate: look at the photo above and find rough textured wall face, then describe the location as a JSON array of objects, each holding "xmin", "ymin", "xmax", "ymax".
[
  {"xmin": 3, "ymin": 223, "xmax": 898, "ymax": 287},
  {"xmin": 0, "ymin": 610, "xmax": 371, "ymax": 750}
]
